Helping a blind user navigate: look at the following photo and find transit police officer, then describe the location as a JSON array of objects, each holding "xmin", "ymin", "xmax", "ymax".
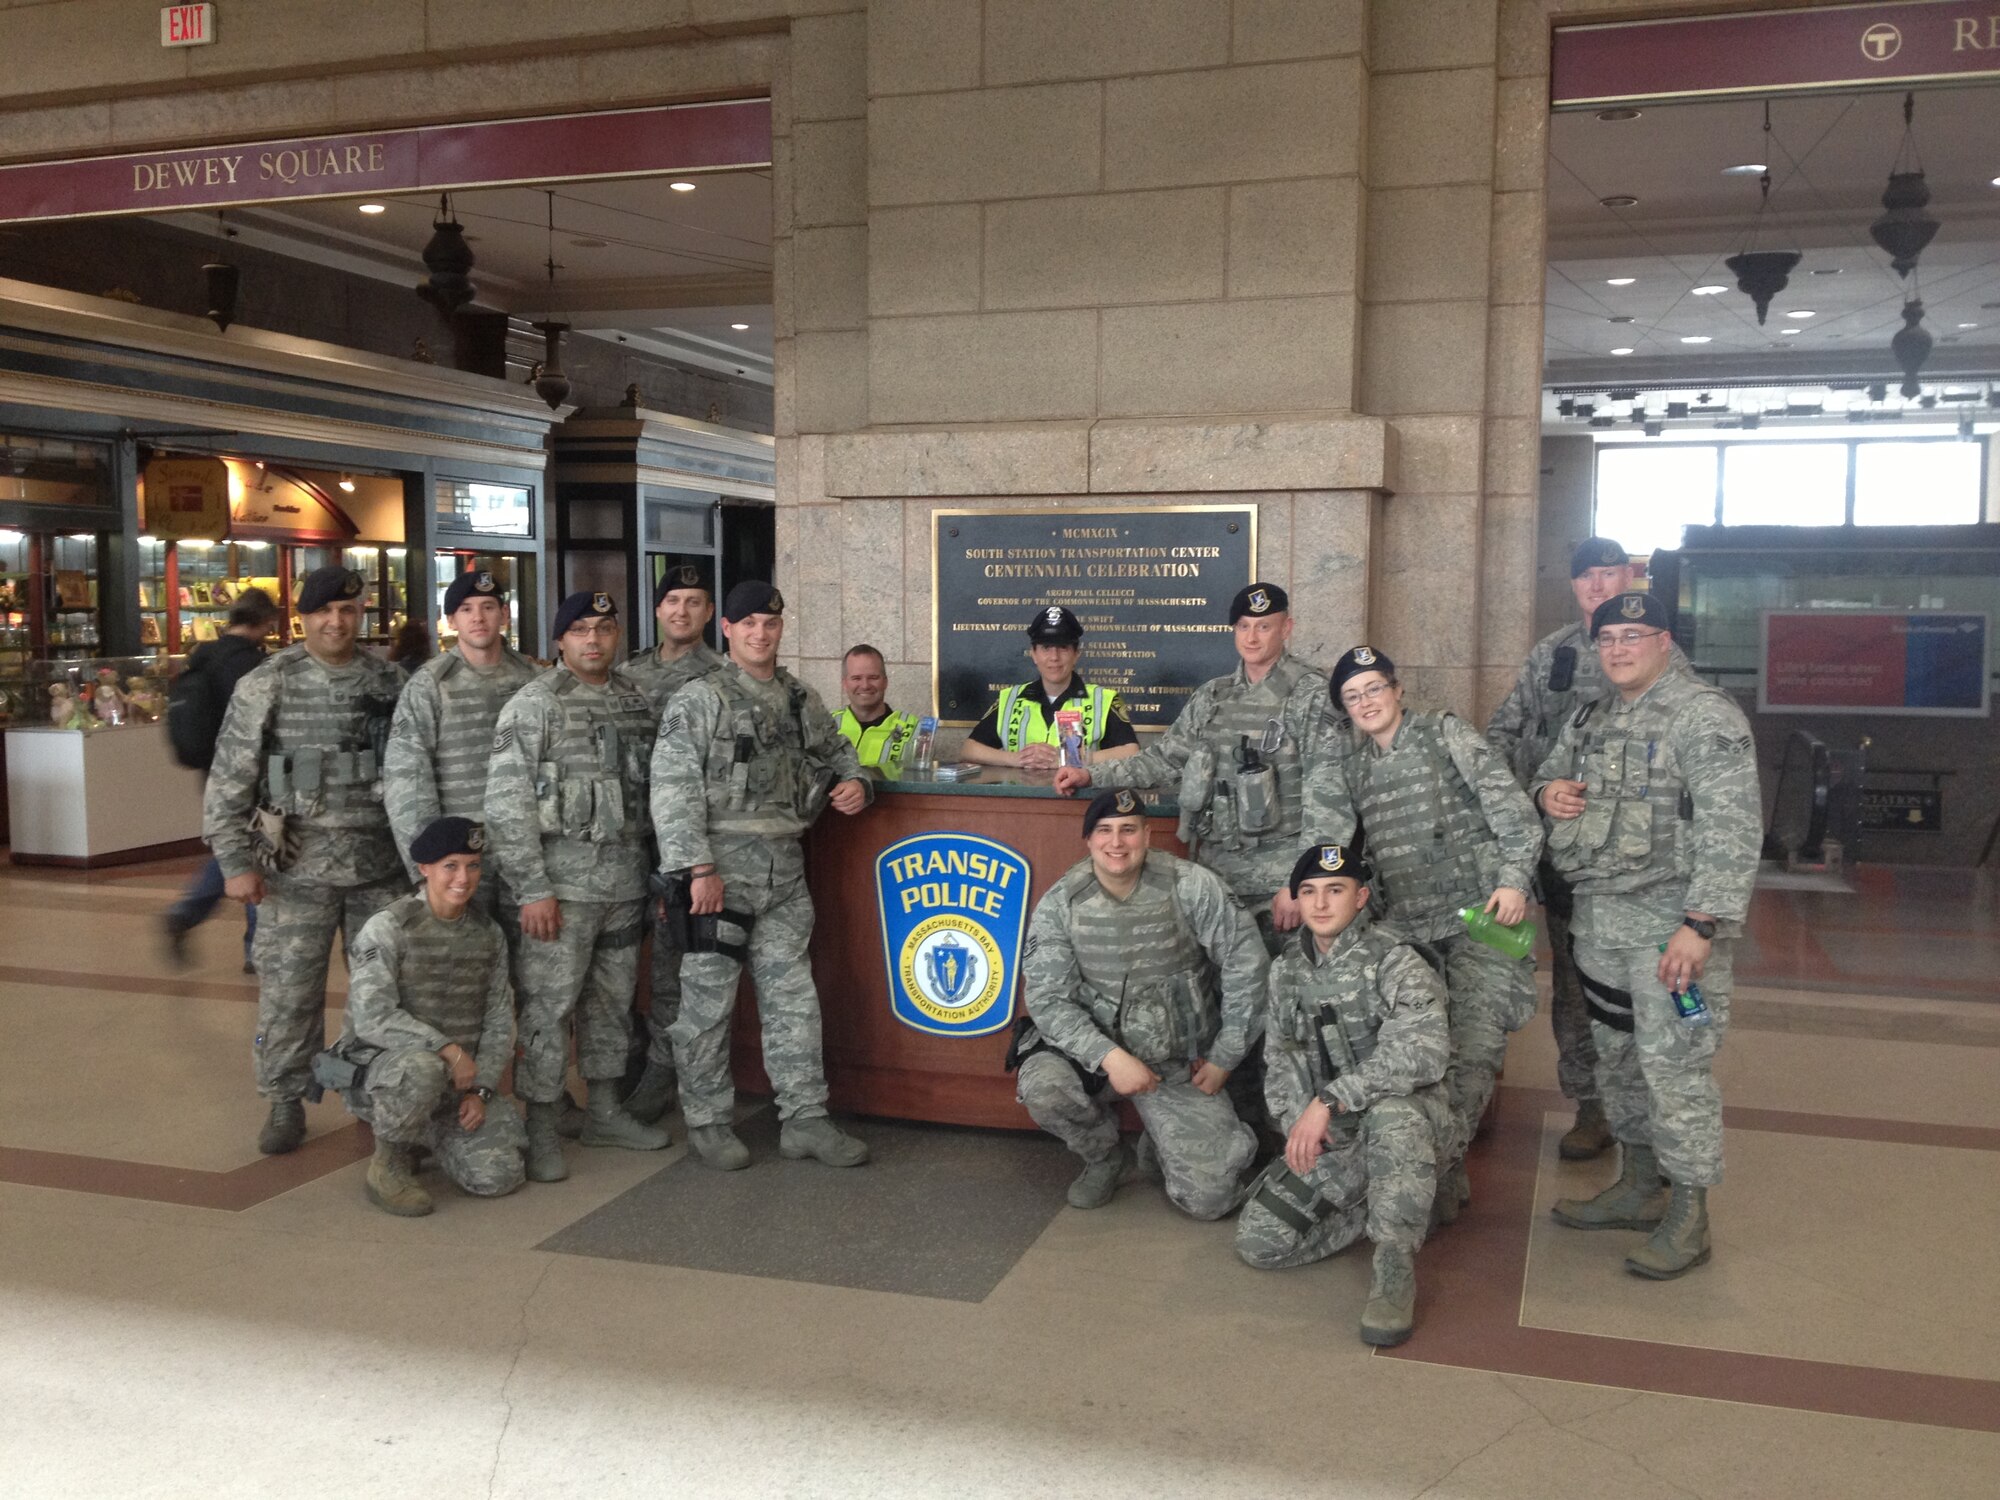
[
  {"xmin": 1055, "ymin": 582, "xmax": 1325, "ymax": 952},
  {"xmin": 621, "ymin": 562, "xmax": 727, "ymax": 1127},
  {"xmin": 835, "ymin": 643, "xmax": 919, "ymax": 773},
  {"xmin": 317, "ymin": 816, "xmax": 525, "ymax": 1217},
  {"xmin": 960, "ymin": 605, "xmax": 1138, "ymax": 770},
  {"xmin": 1014, "ymin": 789, "xmax": 1267, "ymax": 1217},
  {"xmin": 485, "ymin": 591, "xmax": 669, "ymax": 1182},
  {"xmin": 1487, "ymin": 537, "xmax": 1689, "ymax": 1162},
  {"xmin": 650, "ymin": 580, "xmax": 873, "ymax": 1172},
  {"xmin": 1534, "ymin": 591, "xmax": 1761, "ymax": 1279},
  {"xmin": 1305, "ymin": 645, "xmax": 1544, "ymax": 1225},
  {"xmin": 1236, "ymin": 844, "xmax": 1450, "ymax": 1347},
  {"xmin": 205, "ymin": 564, "xmax": 407, "ymax": 1156}
]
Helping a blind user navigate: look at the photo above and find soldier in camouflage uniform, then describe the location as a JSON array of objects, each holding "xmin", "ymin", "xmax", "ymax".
[
  {"xmin": 1487, "ymin": 537, "xmax": 1690, "ymax": 1162},
  {"xmin": 1534, "ymin": 592, "xmax": 1761, "ymax": 1279},
  {"xmin": 1054, "ymin": 582, "xmax": 1324, "ymax": 953},
  {"xmin": 317, "ymin": 817, "xmax": 525, "ymax": 1216},
  {"xmin": 650, "ymin": 580, "xmax": 873, "ymax": 1171},
  {"xmin": 1304, "ymin": 645, "xmax": 1544, "ymax": 1225},
  {"xmin": 204, "ymin": 565, "xmax": 408, "ymax": 1156},
  {"xmin": 621, "ymin": 563, "xmax": 726, "ymax": 1126},
  {"xmin": 1017, "ymin": 789, "xmax": 1267, "ymax": 1218},
  {"xmin": 1236, "ymin": 844, "xmax": 1450, "ymax": 1346},
  {"xmin": 484, "ymin": 591, "xmax": 670, "ymax": 1182}
]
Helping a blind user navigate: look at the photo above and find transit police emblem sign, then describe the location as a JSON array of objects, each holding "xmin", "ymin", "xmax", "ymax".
[{"xmin": 876, "ymin": 833, "xmax": 1030, "ymax": 1037}]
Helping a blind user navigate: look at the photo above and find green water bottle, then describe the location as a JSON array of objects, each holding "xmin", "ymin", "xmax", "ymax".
[{"xmin": 1458, "ymin": 906, "xmax": 1536, "ymax": 960}]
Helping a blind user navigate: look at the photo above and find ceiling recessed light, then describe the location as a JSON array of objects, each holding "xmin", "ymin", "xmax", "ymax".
[
  {"xmin": 1608, "ymin": 315, "xmax": 1635, "ymax": 324},
  {"xmin": 1958, "ymin": 322, "xmax": 1979, "ymax": 329},
  {"xmin": 1722, "ymin": 163, "xmax": 1767, "ymax": 175},
  {"xmin": 1596, "ymin": 108, "xmax": 1641, "ymax": 122},
  {"xmin": 1605, "ymin": 276, "xmax": 1636, "ymax": 286},
  {"xmin": 1991, "ymin": 176, "xmax": 2000, "ymax": 187},
  {"xmin": 1679, "ymin": 335, "xmax": 1712, "ymax": 344},
  {"xmin": 1610, "ymin": 347, "xmax": 1635, "ymax": 356},
  {"xmin": 1600, "ymin": 195, "xmax": 1639, "ymax": 209},
  {"xmin": 1691, "ymin": 284, "xmax": 1727, "ymax": 295},
  {"xmin": 669, "ymin": 180, "xmax": 697, "ymax": 192},
  {"xmin": 730, "ymin": 322, "xmax": 750, "ymax": 330},
  {"xmin": 1786, "ymin": 309, "xmax": 1816, "ymax": 319},
  {"xmin": 357, "ymin": 202, "xmax": 387, "ymax": 215},
  {"xmin": 1810, "ymin": 267, "xmax": 1843, "ymax": 275},
  {"xmin": 1780, "ymin": 328, "xmax": 1801, "ymax": 335}
]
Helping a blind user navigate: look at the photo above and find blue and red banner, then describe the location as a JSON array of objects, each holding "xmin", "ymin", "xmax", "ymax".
[{"xmin": 1761, "ymin": 610, "xmax": 1989, "ymax": 717}]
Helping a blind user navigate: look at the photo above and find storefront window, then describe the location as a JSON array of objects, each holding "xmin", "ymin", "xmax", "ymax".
[
  {"xmin": 1853, "ymin": 441, "xmax": 1984, "ymax": 527},
  {"xmin": 1595, "ymin": 446, "xmax": 1719, "ymax": 555},
  {"xmin": 436, "ymin": 478, "xmax": 532, "ymax": 537},
  {"xmin": 1721, "ymin": 443, "xmax": 1848, "ymax": 528}
]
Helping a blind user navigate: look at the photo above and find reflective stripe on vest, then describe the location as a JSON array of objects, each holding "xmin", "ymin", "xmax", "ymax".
[
  {"xmin": 837, "ymin": 707, "xmax": 916, "ymax": 770},
  {"xmin": 998, "ymin": 682, "xmax": 1114, "ymax": 751}
]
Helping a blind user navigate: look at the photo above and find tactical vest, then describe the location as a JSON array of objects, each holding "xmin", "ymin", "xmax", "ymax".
[
  {"xmin": 627, "ymin": 641, "xmax": 724, "ymax": 714},
  {"xmin": 1544, "ymin": 675, "xmax": 1712, "ymax": 890},
  {"xmin": 997, "ymin": 681, "xmax": 1116, "ymax": 751},
  {"xmin": 1270, "ymin": 923, "xmax": 1401, "ymax": 1093},
  {"xmin": 703, "ymin": 666, "xmax": 823, "ymax": 839},
  {"xmin": 363, "ymin": 896, "xmax": 503, "ymax": 1049},
  {"xmin": 426, "ymin": 649, "xmax": 537, "ymax": 818},
  {"xmin": 260, "ymin": 646, "xmax": 401, "ymax": 828},
  {"xmin": 1063, "ymin": 855, "xmax": 1212, "ymax": 1068},
  {"xmin": 1348, "ymin": 712, "xmax": 1497, "ymax": 923},
  {"xmin": 1191, "ymin": 655, "xmax": 1311, "ymax": 850},
  {"xmin": 1522, "ymin": 623, "xmax": 1603, "ymax": 782},
  {"xmin": 838, "ymin": 707, "xmax": 917, "ymax": 771},
  {"xmin": 530, "ymin": 670, "xmax": 655, "ymax": 846}
]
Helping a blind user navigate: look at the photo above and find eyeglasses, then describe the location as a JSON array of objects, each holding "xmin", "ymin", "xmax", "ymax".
[
  {"xmin": 566, "ymin": 621, "xmax": 619, "ymax": 638},
  {"xmin": 1340, "ymin": 681, "xmax": 1393, "ymax": 708},
  {"xmin": 1596, "ymin": 628, "xmax": 1664, "ymax": 650}
]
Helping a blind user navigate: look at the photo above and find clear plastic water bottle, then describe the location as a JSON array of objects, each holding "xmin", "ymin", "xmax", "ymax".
[
  {"xmin": 1657, "ymin": 942, "xmax": 1712, "ymax": 1026},
  {"xmin": 1457, "ymin": 906, "xmax": 1536, "ymax": 960}
]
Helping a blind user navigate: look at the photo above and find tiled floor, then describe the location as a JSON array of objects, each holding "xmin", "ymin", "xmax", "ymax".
[{"xmin": 3, "ymin": 857, "xmax": 1997, "ymax": 1498}]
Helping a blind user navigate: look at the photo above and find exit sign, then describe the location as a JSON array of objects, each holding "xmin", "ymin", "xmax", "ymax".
[{"xmin": 160, "ymin": 4, "xmax": 214, "ymax": 47}]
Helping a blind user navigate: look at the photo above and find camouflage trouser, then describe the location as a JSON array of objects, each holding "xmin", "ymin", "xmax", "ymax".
[
  {"xmin": 253, "ymin": 871, "xmax": 404, "ymax": 1101},
  {"xmin": 1016, "ymin": 1051, "xmax": 1256, "ymax": 1221},
  {"xmin": 362, "ymin": 1047, "xmax": 527, "ymax": 1197},
  {"xmin": 1574, "ymin": 934, "xmax": 1732, "ymax": 1187},
  {"xmin": 1235, "ymin": 1090, "xmax": 1443, "ymax": 1266},
  {"xmin": 671, "ymin": 867, "xmax": 829, "ymax": 1128},
  {"xmin": 641, "ymin": 898, "xmax": 685, "ymax": 1074},
  {"xmin": 1419, "ymin": 928, "xmax": 1537, "ymax": 1166},
  {"xmin": 510, "ymin": 897, "xmax": 644, "ymax": 1103},
  {"xmin": 1540, "ymin": 861, "xmax": 1600, "ymax": 1104}
]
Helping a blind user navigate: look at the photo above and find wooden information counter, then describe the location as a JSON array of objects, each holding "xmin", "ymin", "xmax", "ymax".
[{"xmin": 729, "ymin": 770, "xmax": 1182, "ymax": 1130}]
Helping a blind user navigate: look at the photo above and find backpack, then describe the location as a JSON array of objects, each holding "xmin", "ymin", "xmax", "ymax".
[{"xmin": 165, "ymin": 654, "xmax": 227, "ymax": 770}]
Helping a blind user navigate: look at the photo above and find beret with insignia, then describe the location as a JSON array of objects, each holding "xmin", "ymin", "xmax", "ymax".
[
  {"xmin": 653, "ymin": 563, "xmax": 711, "ymax": 608},
  {"xmin": 1083, "ymin": 787, "xmax": 1148, "ymax": 837},
  {"xmin": 1228, "ymin": 581, "xmax": 1289, "ymax": 623},
  {"xmin": 410, "ymin": 816, "xmax": 486, "ymax": 866},
  {"xmin": 552, "ymin": 590, "xmax": 619, "ymax": 638},
  {"xmin": 443, "ymin": 569, "xmax": 507, "ymax": 615},
  {"xmin": 1331, "ymin": 644, "xmax": 1397, "ymax": 701},
  {"xmin": 1570, "ymin": 536, "xmax": 1629, "ymax": 578},
  {"xmin": 723, "ymin": 579, "xmax": 784, "ymax": 623},
  {"xmin": 297, "ymin": 565, "xmax": 366, "ymax": 616},
  {"xmin": 1289, "ymin": 843, "xmax": 1373, "ymax": 896},
  {"xmin": 1590, "ymin": 590, "xmax": 1668, "ymax": 638}
]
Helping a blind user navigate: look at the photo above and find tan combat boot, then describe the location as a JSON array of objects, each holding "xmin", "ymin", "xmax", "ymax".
[
  {"xmin": 364, "ymin": 1141, "xmax": 433, "ymax": 1217},
  {"xmin": 1559, "ymin": 1099, "xmax": 1614, "ymax": 1161},
  {"xmin": 1359, "ymin": 1243, "xmax": 1417, "ymax": 1347},
  {"xmin": 524, "ymin": 1101, "xmax": 570, "ymax": 1182},
  {"xmin": 1551, "ymin": 1142, "xmax": 1667, "ymax": 1230},
  {"xmin": 1625, "ymin": 1183, "xmax": 1711, "ymax": 1279},
  {"xmin": 1065, "ymin": 1142, "xmax": 1132, "ymax": 1209}
]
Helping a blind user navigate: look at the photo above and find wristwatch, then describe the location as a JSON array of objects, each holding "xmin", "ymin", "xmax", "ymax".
[
  {"xmin": 470, "ymin": 1085, "xmax": 495, "ymax": 1102},
  {"xmin": 1682, "ymin": 916, "xmax": 1717, "ymax": 941}
]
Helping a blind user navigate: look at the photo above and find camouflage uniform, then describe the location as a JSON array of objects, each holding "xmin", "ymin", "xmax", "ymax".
[
  {"xmin": 650, "ymin": 661, "xmax": 867, "ymax": 1127},
  {"xmin": 1304, "ymin": 710, "xmax": 1543, "ymax": 1166},
  {"xmin": 483, "ymin": 665, "xmax": 655, "ymax": 1104},
  {"xmin": 327, "ymin": 893, "xmax": 525, "ymax": 1196},
  {"xmin": 1236, "ymin": 915, "xmax": 1451, "ymax": 1267},
  {"xmin": 382, "ymin": 644, "xmax": 539, "ymax": 901},
  {"xmin": 623, "ymin": 639, "xmax": 727, "ymax": 1082},
  {"xmin": 1019, "ymin": 849, "xmax": 1267, "ymax": 1220},
  {"xmin": 1533, "ymin": 671, "xmax": 1761, "ymax": 1187},
  {"xmin": 203, "ymin": 645, "xmax": 407, "ymax": 1101},
  {"xmin": 1088, "ymin": 652, "xmax": 1325, "ymax": 950},
  {"xmin": 1488, "ymin": 622, "xmax": 1693, "ymax": 1106}
]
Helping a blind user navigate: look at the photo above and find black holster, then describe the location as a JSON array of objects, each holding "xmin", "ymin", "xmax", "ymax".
[{"xmin": 651, "ymin": 867, "xmax": 756, "ymax": 962}]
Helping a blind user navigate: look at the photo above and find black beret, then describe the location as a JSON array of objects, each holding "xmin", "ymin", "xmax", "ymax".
[
  {"xmin": 1591, "ymin": 590, "xmax": 1669, "ymax": 638},
  {"xmin": 1228, "ymin": 582, "xmax": 1288, "ymax": 623},
  {"xmin": 1289, "ymin": 843, "xmax": 1373, "ymax": 897},
  {"xmin": 442, "ymin": 568, "xmax": 506, "ymax": 615},
  {"xmin": 410, "ymin": 816, "xmax": 486, "ymax": 866},
  {"xmin": 297, "ymin": 565, "xmax": 365, "ymax": 615},
  {"xmin": 1571, "ymin": 536, "xmax": 1630, "ymax": 577},
  {"xmin": 1083, "ymin": 787, "xmax": 1147, "ymax": 837},
  {"xmin": 723, "ymin": 580, "xmax": 784, "ymax": 622},
  {"xmin": 552, "ymin": 590, "xmax": 618, "ymax": 638},
  {"xmin": 1330, "ymin": 644, "xmax": 1396, "ymax": 699},
  {"xmin": 1027, "ymin": 604, "xmax": 1083, "ymax": 645},
  {"xmin": 653, "ymin": 563, "xmax": 710, "ymax": 608}
]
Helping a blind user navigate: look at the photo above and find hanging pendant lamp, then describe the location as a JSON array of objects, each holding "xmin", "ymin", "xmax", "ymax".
[
  {"xmin": 1723, "ymin": 102, "xmax": 1800, "ymax": 325},
  {"xmin": 416, "ymin": 194, "xmax": 477, "ymax": 315},
  {"xmin": 203, "ymin": 209, "xmax": 239, "ymax": 331},
  {"xmin": 531, "ymin": 190, "xmax": 571, "ymax": 410},
  {"xmin": 1869, "ymin": 94, "xmax": 1940, "ymax": 279},
  {"xmin": 1892, "ymin": 299, "xmax": 1932, "ymax": 399}
]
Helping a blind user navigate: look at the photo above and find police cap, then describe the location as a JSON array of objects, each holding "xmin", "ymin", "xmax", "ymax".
[
  {"xmin": 442, "ymin": 569, "xmax": 506, "ymax": 615},
  {"xmin": 1590, "ymin": 590, "xmax": 1669, "ymax": 638},
  {"xmin": 723, "ymin": 580, "xmax": 784, "ymax": 623},
  {"xmin": 1228, "ymin": 581, "xmax": 1288, "ymax": 623},
  {"xmin": 410, "ymin": 815, "xmax": 486, "ymax": 866},
  {"xmin": 552, "ymin": 590, "xmax": 618, "ymax": 638},
  {"xmin": 1027, "ymin": 604, "xmax": 1083, "ymax": 645},
  {"xmin": 297, "ymin": 565, "xmax": 365, "ymax": 616},
  {"xmin": 1288, "ymin": 842, "xmax": 1373, "ymax": 897}
]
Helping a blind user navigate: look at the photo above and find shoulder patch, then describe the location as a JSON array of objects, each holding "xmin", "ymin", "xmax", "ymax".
[
  {"xmin": 494, "ymin": 723, "xmax": 516, "ymax": 752},
  {"xmin": 1713, "ymin": 731, "xmax": 1752, "ymax": 753},
  {"xmin": 352, "ymin": 943, "xmax": 383, "ymax": 968}
]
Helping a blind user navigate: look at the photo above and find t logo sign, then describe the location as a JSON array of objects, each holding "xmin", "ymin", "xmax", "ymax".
[
  {"xmin": 1860, "ymin": 22, "xmax": 1902, "ymax": 61},
  {"xmin": 160, "ymin": 4, "xmax": 215, "ymax": 47}
]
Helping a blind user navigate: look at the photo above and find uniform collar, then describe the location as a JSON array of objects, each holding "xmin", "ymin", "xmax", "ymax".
[
  {"xmin": 845, "ymin": 704, "xmax": 896, "ymax": 729},
  {"xmin": 1304, "ymin": 911, "xmax": 1372, "ymax": 966},
  {"xmin": 1024, "ymin": 673, "xmax": 1087, "ymax": 712}
]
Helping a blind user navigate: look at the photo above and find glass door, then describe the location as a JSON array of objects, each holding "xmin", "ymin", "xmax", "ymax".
[{"xmin": 433, "ymin": 550, "xmax": 531, "ymax": 651}]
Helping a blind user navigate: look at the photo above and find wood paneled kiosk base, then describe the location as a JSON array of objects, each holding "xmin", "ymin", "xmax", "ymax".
[{"xmin": 729, "ymin": 772, "xmax": 1183, "ymax": 1130}]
